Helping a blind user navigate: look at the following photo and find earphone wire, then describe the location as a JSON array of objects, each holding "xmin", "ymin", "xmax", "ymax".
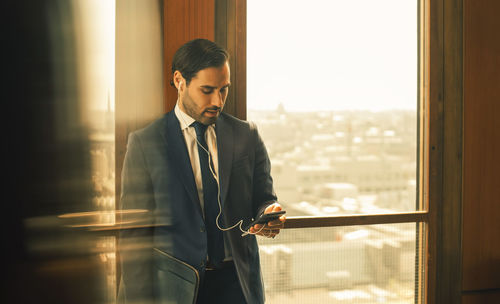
[{"xmin": 177, "ymin": 109, "xmax": 266, "ymax": 236}]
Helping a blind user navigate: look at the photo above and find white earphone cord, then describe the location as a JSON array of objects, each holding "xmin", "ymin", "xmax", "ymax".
[{"xmin": 178, "ymin": 112, "xmax": 266, "ymax": 236}]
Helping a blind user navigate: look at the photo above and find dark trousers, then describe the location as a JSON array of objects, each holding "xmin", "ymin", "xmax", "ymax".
[{"xmin": 196, "ymin": 263, "xmax": 246, "ymax": 304}]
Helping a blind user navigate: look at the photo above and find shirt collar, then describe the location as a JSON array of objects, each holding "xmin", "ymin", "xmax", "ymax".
[
  {"xmin": 174, "ymin": 102, "xmax": 195, "ymax": 131},
  {"xmin": 174, "ymin": 102, "xmax": 217, "ymax": 131}
]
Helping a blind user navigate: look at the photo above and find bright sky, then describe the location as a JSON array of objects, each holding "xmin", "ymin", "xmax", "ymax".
[{"xmin": 247, "ymin": 0, "xmax": 418, "ymax": 112}]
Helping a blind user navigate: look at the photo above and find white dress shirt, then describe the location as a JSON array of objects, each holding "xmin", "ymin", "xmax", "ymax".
[
  {"xmin": 174, "ymin": 104, "xmax": 232, "ymax": 261},
  {"xmin": 174, "ymin": 104, "xmax": 219, "ymax": 214}
]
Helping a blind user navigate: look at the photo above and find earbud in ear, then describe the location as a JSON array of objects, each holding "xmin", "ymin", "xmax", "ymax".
[{"xmin": 178, "ymin": 81, "xmax": 183, "ymax": 91}]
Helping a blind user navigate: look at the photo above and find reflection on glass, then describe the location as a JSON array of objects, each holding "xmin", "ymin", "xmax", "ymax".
[
  {"xmin": 74, "ymin": 0, "xmax": 116, "ymax": 302},
  {"xmin": 259, "ymin": 224, "xmax": 419, "ymax": 303}
]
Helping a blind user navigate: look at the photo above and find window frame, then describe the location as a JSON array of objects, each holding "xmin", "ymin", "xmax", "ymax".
[{"xmin": 214, "ymin": 0, "xmax": 464, "ymax": 303}]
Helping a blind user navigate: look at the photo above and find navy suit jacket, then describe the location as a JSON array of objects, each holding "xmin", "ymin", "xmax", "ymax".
[{"xmin": 118, "ymin": 110, "xmax": 277, "ymax": 303}]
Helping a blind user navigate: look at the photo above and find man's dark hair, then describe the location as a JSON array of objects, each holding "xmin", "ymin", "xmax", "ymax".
[{"xmin": 170, "ymin": 38, "xmax": 229, "ymax": 87}]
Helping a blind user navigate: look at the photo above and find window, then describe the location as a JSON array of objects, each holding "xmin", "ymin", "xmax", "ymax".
[{"xmin": 246, "ymin": 0, "xmax": 427, "ymax": 302}]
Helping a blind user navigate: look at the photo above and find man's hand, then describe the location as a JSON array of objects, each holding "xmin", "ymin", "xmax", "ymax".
[{"xmin": 249, "ymin": 203, "xmax": 286, "ymax": 238}]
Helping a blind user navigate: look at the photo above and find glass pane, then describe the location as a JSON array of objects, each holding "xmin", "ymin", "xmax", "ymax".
[
  {"xmin": 75, "ymin": 0, "xmax": 116, "ymax": 301},
  {"xmin": 248, "ymin": 0, "xmax": 419, "ymax": 214},
  {"xmin": 259, "ymin": 223, "xmax": 423, "ymax": 303}
]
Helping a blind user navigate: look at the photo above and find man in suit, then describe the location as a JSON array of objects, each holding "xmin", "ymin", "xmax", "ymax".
[{"xmin": 118, "ymin": 38, "xmax": 285, "ymax": 304}]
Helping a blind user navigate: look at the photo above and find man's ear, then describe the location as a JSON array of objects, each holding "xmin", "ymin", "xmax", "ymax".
[{"xmin": 173, "ymin": 71, "xmax": 184, "ymax": 91}]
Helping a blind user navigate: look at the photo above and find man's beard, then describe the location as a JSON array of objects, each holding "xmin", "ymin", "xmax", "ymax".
[{"xmin": 182, "ymin": 90, "xmax": 221, "ymax": 125}]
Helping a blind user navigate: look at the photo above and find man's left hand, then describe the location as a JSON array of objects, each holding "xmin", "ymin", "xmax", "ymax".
[{"xmin": 249, "ymin": 203, "xmax": 286, "ymax": 238}]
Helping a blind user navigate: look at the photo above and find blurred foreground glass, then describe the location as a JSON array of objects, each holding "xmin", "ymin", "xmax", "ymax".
[
  {"xmin": 248, "ymin": 0, "xmax": 419, "ymax": 215},
  {"xmin": 74, "ymin": 0, "xmax": 116, "ymax": 301},
  {"xmin": 259, "ymin": 223, "xmax": 423, "ymax": 304}
]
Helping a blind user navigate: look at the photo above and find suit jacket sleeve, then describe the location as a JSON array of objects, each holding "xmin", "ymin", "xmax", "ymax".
[
  {"xmin": 118, "ymin": 132, "xmax": 155, "ymax": 303},
  {"xmin": 250, "ymin": 122, "xmax": 278, "ymax": 218}
]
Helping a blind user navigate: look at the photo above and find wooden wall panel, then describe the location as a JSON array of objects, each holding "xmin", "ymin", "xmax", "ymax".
[
  {"xmin": 426, "ymin": 0, "xmax": 444, "ymax": 301},
  {"xmin": 215, "ymin": 0, "xmax": 246, "ymax": 120},
  {"xmin": 462, "ymin": 291, "xmax": 500, "ymax": 304},
  {"xmin": 462, "ymin": 0, "xmax": 500, "ymax": 292},
  {"xmin": 438, "ymin": 0, "xmax": 464, "ymax": 302},
  {"xmin": 163, "ymin": 0, "xmax": 215, "ymax": 112}
]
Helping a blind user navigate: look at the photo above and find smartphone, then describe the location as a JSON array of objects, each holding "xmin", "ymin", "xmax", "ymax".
[{"xmin": 243, "ymin": 210, "xmax": 286, "ymax": 231}]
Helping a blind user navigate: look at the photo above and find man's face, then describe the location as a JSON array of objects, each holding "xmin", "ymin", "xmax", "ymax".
[{"xmin": 178, "ymin": 61, "xmax": 231, "ymax": 125}]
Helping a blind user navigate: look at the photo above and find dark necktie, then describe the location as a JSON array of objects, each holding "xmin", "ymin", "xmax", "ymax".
[{"xmin": 191, "ymin": 122, "xmax": 224, "ymax": 267}]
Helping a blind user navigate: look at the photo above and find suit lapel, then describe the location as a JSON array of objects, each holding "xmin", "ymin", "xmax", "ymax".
[
  {"xmin": 161, "ymin": 111, "xmax": 203, "ymax": 217},
  {"xmin": 216, "ymin": 115, "xmax": 233, "ymax": 210}
]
